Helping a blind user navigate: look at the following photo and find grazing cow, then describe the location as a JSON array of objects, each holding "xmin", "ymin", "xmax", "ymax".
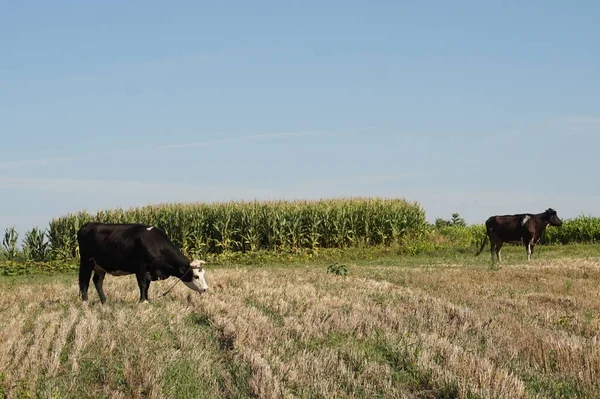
[
  {"xmin": 77, "ymin": 222, "xmax": 208, "ymax": 303},
  {"xmin": 475, "ymin": 208, "xmax": 563, "ymax": 262}
]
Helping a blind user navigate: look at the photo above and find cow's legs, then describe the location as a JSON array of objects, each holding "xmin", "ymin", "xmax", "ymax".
[
  {"xmin": 144, "ymin": 279, "xmax": 151, "ymax": 301},
  {"xmin": 495, "ymin": 242, "xmax": 504, "ymax": 263},
  {"xmin": 488, "ymin": 232, "xmax": 504, "ymax": 265},
  {"xmin": 135, "ymin": 272, "xmax": 150, "ymax": 303},
  {"xmin": 78, "ymin": 256, "xmax": 94, "ymax": 302},
  {"xmin": 93, "ymin": 270, "xmax": 107, "ymax": 304},
  {"xmin": 526, "ymin": 240, "xmax": 534, "ymax": 261},
  {"xmin": 489, "ymin": 234, "xmax": 502, "ymax": 263}
]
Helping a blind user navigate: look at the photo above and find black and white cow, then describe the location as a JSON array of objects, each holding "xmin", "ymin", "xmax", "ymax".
[
  {"xmin": 475, "ymin": 208, "xmax": 563, "ymax": 262},
  {"xmin": 77, "ymin": 222, "xmax": 208, "ymax": 303}
]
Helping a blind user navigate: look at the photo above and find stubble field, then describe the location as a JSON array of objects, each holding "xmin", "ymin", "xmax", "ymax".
[{"xmin": 1, "ymin": 246, "xmax": 600, "ymax": 399}]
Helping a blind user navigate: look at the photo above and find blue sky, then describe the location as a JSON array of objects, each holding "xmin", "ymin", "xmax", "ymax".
[{"xmin": 1, "ymin": 1, "xmax": 599, "ymax": 236}]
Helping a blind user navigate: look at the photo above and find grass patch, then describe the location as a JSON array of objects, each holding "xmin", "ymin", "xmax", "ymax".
[
  {"xmin": 522, "ymin": 372, "xmax": 592, "ymax": 398},
  {"xmin": 162, "ymin": 359, "xmax": 212, "ymax": 399},
  {"xmin": 245, "ymin": 297, "xmax": 285, "ymax": 327}
]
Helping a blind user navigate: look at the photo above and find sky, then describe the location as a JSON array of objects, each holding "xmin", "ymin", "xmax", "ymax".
[{"xmin": 1, "ymin": 1, "xmax": 599, "ymax": 237}]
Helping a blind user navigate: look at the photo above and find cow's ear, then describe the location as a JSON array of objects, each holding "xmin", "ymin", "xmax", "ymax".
[{"xmin": 190, "ymin": 259, "xmax": 206, "ymax": 269}]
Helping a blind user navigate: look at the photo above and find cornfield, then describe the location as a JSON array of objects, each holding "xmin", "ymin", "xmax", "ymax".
[
  {"xmin": 4, "ymin": 199, "xmax": 600, "ymax": 265},
  {"xmin": 44, "ymin": 198, "xmax": 428, "ymax": 260},
  {"xmin": 542, "ymin": 215, "xmax": 600, "ymax": 244}
]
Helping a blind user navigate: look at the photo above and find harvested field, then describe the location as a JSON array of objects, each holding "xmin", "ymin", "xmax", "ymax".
[{"xmin": 1, "ymin": 250, "xmax": 600, "ymax": 398}]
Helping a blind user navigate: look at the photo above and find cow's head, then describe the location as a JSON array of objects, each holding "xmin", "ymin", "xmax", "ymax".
[
  {"xmin": 181, "ymin": 259, "xmax": 209, "ymax": 294},
  {"xmin": 544, "ymin": 208, "xmax": 563, "ymax": 227}
]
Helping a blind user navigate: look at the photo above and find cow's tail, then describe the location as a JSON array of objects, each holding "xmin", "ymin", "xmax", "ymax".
[{"xmin": 475, "ymin": 234, "xmax": 488, "ymax": 256}]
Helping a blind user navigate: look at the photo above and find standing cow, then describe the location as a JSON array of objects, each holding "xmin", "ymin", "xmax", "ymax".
[
  {"xmin": 475, "ymin": 208, "xmax": 563, "ymax": 262},
  {"xmin": 77, "ymin": 222, "xmax": 208, "ymax": 303}
]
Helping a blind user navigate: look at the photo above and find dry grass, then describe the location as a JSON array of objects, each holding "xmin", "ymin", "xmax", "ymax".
[{"xmin": 1, "ymin": 254, "xmax": 600, "ymax": 398}]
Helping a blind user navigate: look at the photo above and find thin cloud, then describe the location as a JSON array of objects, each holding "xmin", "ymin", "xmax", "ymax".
[
  {"xmin": 153, "ymin": 127, "xmax": 377, "ymax": 151},
  {"xmin": 1, "ymin": 51, "xmax": 229, "ymax": 86},
  {"xmin": 296, "ymin": 173, "xmax": 426, "ymax": 188},
  {"xmin": 558, "ymin": 115, "xmax": 600, "ymax": 125},
  {"xmin": 0, "ymin": 128, "xmax": 374, "ymax": 172},
  {"xmin": 150, "ymin": 130, "xmax": 339, "ymax": 151},
  {"xmin": 543, "ymin": 114, "xmax": 600, "ymax": 137},
  {"xmin": 0, "ymin": 156, "xmax": 83, "ymax": 170},
  {"xmin": 0, "ymin": 171, "xmax": 425, "ymax": 212},
  {"xmin": 0, "ymin": 176, "xmax": 273, "ymax": 200},
  {"xmin": 251, "ymin": 173, "xmax": 428, "ymax": 202}
]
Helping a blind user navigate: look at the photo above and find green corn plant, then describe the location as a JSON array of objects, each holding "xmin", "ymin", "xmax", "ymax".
[
  {"xmin": 303, "ymin": 207, "xmax": 322, "ymax": 250},
  {"xmin": 185, "ymin": 206, "xmax": 211, "ymax": 257},
  {"xmin": 241, "ymin": 222, "xmax": 262, "ymax": 253},
  {"xmin": 2, "ymin": 227, "xmax": 19, "ymax": 260},
  {"xmin": 212, "ymin": 207, "xmax": 241, "ymax": 253},
  {"xmin": 264, "ymin": 209, "xmax": 286, "ymax": 251},
  {"xmin": 346, "ymin": 210, "xmax": 360, "ymax": 247},
  {"xmin": 284, "ymin": 207, "xmax": 304, "ymax": 251},
  {"xmin": 238, "ymin": 203, "xmax": 262, "ymax": 253},
  {"xmin": 23, "ymin": 227, "xmax": 49, "ymax": 262}
]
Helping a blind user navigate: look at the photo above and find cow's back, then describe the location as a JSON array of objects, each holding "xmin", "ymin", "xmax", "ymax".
[
  {"xmin": 77, "ymin": 223, "xmax": 149, "ymax": 271},
  {"xmin": 485, "ymin": 215, "xmax": 527, "ymax": 242}
]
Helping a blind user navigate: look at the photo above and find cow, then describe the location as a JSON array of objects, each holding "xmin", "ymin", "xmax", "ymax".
[
  {"xmin": 475, "ymin": 208, "xmax": 563, "ymax": 263},
  {"xmin": 77, "ymin": 222, "xmax": 208, "ymax": 304}
]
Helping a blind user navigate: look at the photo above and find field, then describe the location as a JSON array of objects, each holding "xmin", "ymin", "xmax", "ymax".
[{"xmin": 2, "ymin": 244, "xmax": 600, "ymax": 399}]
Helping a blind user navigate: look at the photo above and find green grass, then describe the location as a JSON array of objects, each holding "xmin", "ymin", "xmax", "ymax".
[{"xmin": 2, "ymin": 239, "xmax": 598, "ymax": 277}]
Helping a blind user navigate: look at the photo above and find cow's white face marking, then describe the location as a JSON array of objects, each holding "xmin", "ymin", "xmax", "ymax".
[
  {"xmin": 146, "ymin": 226, "xmax": 154, "ymax": 231},
  {"xmin": 521, "ymin": 215, "xmax": 530, "ymax": 226},
  {"xmin": 183, "ymin": 259, "xmax": 209, "ymax": 294}
]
